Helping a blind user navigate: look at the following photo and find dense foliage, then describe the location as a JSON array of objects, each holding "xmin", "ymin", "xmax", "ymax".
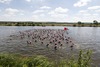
[{"xmin": 0, "ymin": 50, "xmax": 92, "ymax": 67}]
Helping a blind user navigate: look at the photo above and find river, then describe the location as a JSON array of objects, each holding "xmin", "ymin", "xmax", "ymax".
[{"xmin": 0, "ymin": 26, "xmax": 100, "ymax": 66}]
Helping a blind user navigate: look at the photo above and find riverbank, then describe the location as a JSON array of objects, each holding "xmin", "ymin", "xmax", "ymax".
[
  {"xmin": 0, "ymin": 21, "xmax": 100, "ymax": 27},
  {"xmin": 0, "ymin": 50, "xmax": 92, "ymax": 67}
]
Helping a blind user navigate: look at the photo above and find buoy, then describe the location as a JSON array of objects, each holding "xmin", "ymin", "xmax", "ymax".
[{"xmin": 64, "ymin": 27, "xmax": 68, "ymax": 30}]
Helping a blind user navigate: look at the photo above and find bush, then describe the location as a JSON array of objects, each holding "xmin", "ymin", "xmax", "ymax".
[
  {"xmin": 73, "ymin": 24, "xmax": 76, "ymax": 27},
  {"xmin": 24, "ymin": 56, "xmax": 53, "ymax": 67},
  {"xmin": 0, "ymin": 50, "xmax": 92, "ymax": 67},
  {"xmin": 0, "ymin": 54, "xmax": 22, "ymax": 67}
]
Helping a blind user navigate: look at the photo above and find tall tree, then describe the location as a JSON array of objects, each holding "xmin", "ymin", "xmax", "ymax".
[
  {"xmin": 93, "ymin": 20, "xmax": 98, "ymax": 25},
  {"xmin": 78, "ymin": 21, "xmax": 82, "ymax": 24},
  {"xmin": 78, "ymin": 21, "xmax": 82, "ymax": 26}
]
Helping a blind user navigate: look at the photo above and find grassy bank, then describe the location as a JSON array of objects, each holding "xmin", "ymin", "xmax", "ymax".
[
  {"xmin": 0, "ymin": 50, "xmax": 92, "ymax": 67},
  {"xmin": 0, "ymin": 21, "xmax": 100, "ymax": 27}
]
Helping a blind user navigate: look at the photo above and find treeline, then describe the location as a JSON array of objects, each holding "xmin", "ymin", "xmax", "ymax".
[
  {"xmin": 0, "ymin": 20, "xmax": 100, "ymax": 27},
  {"xmin": 0, "ymin": 21, "xmax": 59, "ymax": 26},
  {"xmin": 73, "ymin": 20, "xmax": 100, "ymax": 27},
  {"xmin": 0, "ymin": 22, "xmax": 43, "ymax": 26}
]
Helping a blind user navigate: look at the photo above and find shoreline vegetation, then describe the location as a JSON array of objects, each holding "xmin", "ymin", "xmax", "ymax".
[
  {"xmin": 0, "ymin": 50, "xmax": 92, "ymax": 67},
  {"xmin": 0, "ymin": 20, "xmax": 100, "ymax": 27}
]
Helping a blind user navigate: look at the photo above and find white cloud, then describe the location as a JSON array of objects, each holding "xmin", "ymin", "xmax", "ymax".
[
  {"xmin": 32, "ymin": 9, "xmax": 47, "ymax": 21},
  {"xmin": 32, "ymin": 14, "xmax": 48, "ymax": 21},
  {"xmin": 48, "ymin": 7, "xmax": 68, "ymax": 16},
  {"xmin": 25, "ymin": 0, "xmax": 46, "ymax": 3},
  {"xmin": 88, "ymin": 6, "xmax": 100, "ymax": 10},
  {"xmin": 50, "ymin": 13, "xmax": 67, "ymax": 19},
  {"xmin": 55, "ymin": 7, "xmax": 68, "ymax": 13},
  {"xmin": 79, "ymin": 10, "xmax": 87, "ymax": 13},
  {"xmin": 93, "ymin": 13, "xmax": 99, "ymax": 16},
  {"xmin": 25, "ymin": 0, "xmax": 31, "ymax": 2},
  {"xmin": 74, "ymin": 0, "xmax": 92, "ymax": 7},
  {"xmin": 48, "ymin": 7, "xmax": 68, "ymax": 14},
  {"xmin": 33, "ymin": 6, "xmax": 51, "ymax": 14},
  {"xmin": 78, "ymin": 10, "xmax": 91, "ymax": 16},
  {"xmin": 40, "ymin": 6, "xmax": 51, "ymax": 9},
  {"xmin": 33, "ymin": 10, "xmax": 45, "ymax": 14},
  {"xmin": 39, "ymin": 14, "xmax": 45, "ymax": 17},
  {"xmin": 95, "ymin": 9, "xmax": 100, "ymax": 12},
  {"xmin": 83, "ymin": 13, "xmax": 91, "ymax": 16},
  {"xmin": 0, "ymin": 9, "xmax": 25, "ymax": 21},
  {"xmin": 4, "ymin": 8, "xmax": 19, "ymax": 17},
  {"xmin": 32, "ymin": 7, "xmax": 69, "ymax": 22},
  {"xmin": 32, "ymin": 15, "xmax": 39, "ymax": 20},
  {"xmin": 72, "ymin": 8, "xmax": 100, "ymax": 22},
  {"xmin": 48, "ymin": 7, "xmax": 69, "ymax": 21},
  {"xmin": 0, "ymin": 0, "xmax": 12, "ymax": 4},
  {"xmin": 78, "ymin": 10, "xmax": 92, "ymax": 16},
  {"xmin": 32, "ymin": 6, "xmax": 50, "ymax": 21},
  {"xmin": 19, "ymin": 13, "xmax": 24, "ymax": 16}
]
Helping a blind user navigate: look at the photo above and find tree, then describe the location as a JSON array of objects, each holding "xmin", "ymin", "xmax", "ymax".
[
  {"xmin": 78, "ymin": 21, "xmax": 81, "ymax": 24},
  {"xmin": 78, "ymin": 21, "xmax": 82, "ymax": 26},
  {"xmin": 93, "ymin": 20, "xmax": 98, "ymax": 26}
]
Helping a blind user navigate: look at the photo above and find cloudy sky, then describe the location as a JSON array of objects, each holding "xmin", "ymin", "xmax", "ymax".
[{"xmin": 0, "ymin": 0, "xmax": 100, "ymax": 22}]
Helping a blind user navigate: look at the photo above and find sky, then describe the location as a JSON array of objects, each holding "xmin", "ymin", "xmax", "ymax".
[{"xmin": 0, "ymin": 0, "xmax": 100, "ymax": 22}]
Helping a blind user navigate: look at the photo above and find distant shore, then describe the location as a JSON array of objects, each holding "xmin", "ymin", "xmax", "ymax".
[{"xmin": 0, "ymin": 21, "xmax": 100, "ymax": 27}]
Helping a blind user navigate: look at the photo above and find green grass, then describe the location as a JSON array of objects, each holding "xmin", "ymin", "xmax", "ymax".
[{"xmin": 0, "ymin": 50, "xmax": 92, "ymax": 67}]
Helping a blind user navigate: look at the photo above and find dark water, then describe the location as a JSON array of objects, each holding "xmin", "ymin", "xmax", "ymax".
[{"xmin": 0, "ymin": 26, "xmax": 100, "ymax": 66}]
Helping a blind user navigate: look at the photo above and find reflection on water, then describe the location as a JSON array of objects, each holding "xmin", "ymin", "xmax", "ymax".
[
  {"xmin": 69, "ymin": 27, "xmax": 100, "ymax": 43},
  {"xmin": 69, "ymin": 27, "xmax": 100, "ymax": 50}
]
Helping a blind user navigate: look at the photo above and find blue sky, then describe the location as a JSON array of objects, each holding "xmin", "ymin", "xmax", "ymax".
[{"xmin": 0, "ymin": 0, "xmax": 100, "ymax": 22}]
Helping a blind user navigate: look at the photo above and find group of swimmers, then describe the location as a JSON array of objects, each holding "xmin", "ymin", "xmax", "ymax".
[{"xmin": 11, "ymin": 29, "xmax": 75, "ymax": 50}]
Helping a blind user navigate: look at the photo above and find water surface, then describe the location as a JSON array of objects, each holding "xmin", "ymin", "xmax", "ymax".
[{"xmin": 0, "ymin": 26, "xmax": 100, "ymax": 66}]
